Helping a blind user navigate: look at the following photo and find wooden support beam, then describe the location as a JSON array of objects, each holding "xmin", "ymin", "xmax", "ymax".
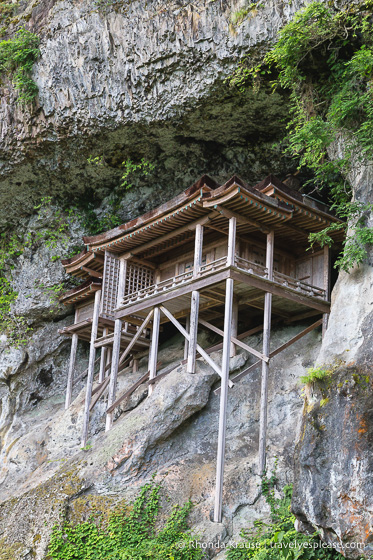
[
  {"xmin": 89, "ymin": 376, "xmax": 111, "ymax": 411},
  {"xmin": 81, "ymin": 266, "xmax": 102, "ymax": 279},
  {"xmin": 99, "ymin": 328, "xmax": 108, "ymax": 383},
  {"xmin": 118, "ymin": 309, "xmax": 154, "ymax": 366},
  {"xmin": 160, "ymin": 305, "xmax": 233, "ymax": 386},
  {"xmin": 105, "ymin": 309, "xmax": 154, "ymax": 430},
  {"xmin": 216, "ymin": 204, "xmax": 269, "ymax": 234},
  {"xmin": 65, "ymin": 333, "xmax": 78, "ymax": 409},
  {"xmin": 193, "ymin": 223, "xmax": 204, "ymax": 279},
  {"xmin": 230, "ymin": 269, "xmax": 330, "ymax": 313},
  {"xmin": 105, "ymin": 258, "xmax": 126, "ymax": 432},
  {"xmin": 231, "ymin": 300, "xmax": 238, "ymax": 358},
  {"xmin": 187, "ymin": 291, "xmax": 200, "ymax": 373},
  {"xmin": 227, "ymin": 216, "xmax": 236, "ymax": 267},
  {"xmin": 148, "ymin": 307, "xmax": 161, "ymax": 395},
  {"xmin": 184, "ymin": 314, "xmax": 190, "ymax": 360},
  {"xmin": 216, "ymin": 318, "xmax": 324, "ymax": 391},
  {"xmin": 81, "ymin": 289, "xmax": 101, "ymax": 447},
  {"xmin": 285, "ymin": 309, "xmax": 321, "ymax": 323},
  {"xmin": 214, "ymin": 276, "xmax": 234, "ymax": 523},
  {"xmin": 198, "ymin": 318, "xmax": 268, "ymax": 363},
  {"xmin": 107, "ymin": 371, "xmax": 150, "ymax": 413},
  {"xmin": 72, "ymin": 356, "xmax": 100, "ymax": 386},
  {"xmin": 322, "ymin": 245, "xmax": 331, "ymax": 337},
  {"xmin": 258, "ymin": 230, "xmax": 274, "ymax": 475}
]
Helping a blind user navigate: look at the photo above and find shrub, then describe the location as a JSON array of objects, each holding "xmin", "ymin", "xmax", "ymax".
[
  {"xmin": 48, "ymin": 481, "xmax": 205, "ymax": 560},
  {"xmin": 0, "ymin": 27, "xmax": 40, "ymax": 103}
]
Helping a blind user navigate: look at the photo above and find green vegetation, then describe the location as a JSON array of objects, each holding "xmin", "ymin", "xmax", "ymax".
[
  {"xmin": 226, "ymin": 463, "xmax": 344, "ymax": 559},
  {"xmin": 0, "ymin": 0, "xmax": 19, "ymax": 37},
  {"xmin": 85, "ymin": 156, "xmax": 155, "ymax": 234},
  {"xmin": 300, "ymin": 366, "xmax": 333, "ymax": 386},
  {"xmin": 0, "ymin": 27, "xmax": 40, "ymax": 103},
  {"xmin": 230, "ymin": 2, "xmax": 263, "ymax": 26},
  {"xmin": 230, "ymin": 1, "xmax": 373, "ymax": 272},
  {"xmin": 0, "ymin": 198, "xmax": 79, "ymax": 347},
  {"xmin": 48, "ymin": 481, "xmax": 204, "ymax": 560},
  {"xmin": 0, "ymin": 232, "xmax": 31, "ymax": 347}
]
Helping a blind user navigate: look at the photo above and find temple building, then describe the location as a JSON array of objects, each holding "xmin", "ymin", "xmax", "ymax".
[{"xmin": 59, "ymin": 173, "xmax": 343, "ymax": 522}]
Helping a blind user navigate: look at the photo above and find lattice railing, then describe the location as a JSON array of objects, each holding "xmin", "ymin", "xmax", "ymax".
[
  {"xmin": 119, "ymin": 254, "xmax": 326, "ymax": 308},
  {"xmin": 126, "ymin": 262, "xmax": 154, "ymax": 296},
  {"xmin": 101, "ymin": 253, "xmax": 120, "ymax": 318}
]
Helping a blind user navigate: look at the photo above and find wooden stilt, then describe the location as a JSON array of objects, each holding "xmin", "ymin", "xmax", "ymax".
[
  {"xmin": 105, "ymin": 258, "xmax": 127, "ymax": 432},
  {"xmin": 99, "ymin": 327, "xmax": 108, "ymax": 383},
  {"xmin": 187, "ymin": 291, "xmax": 200, "ymax": 373},
  {"xmin": 105, "ymin": 346, "xmax": 112, "ymax": 378},
  {"xmin": 259, "ymin": 230, "xmax": 274, "ymax": 475},
  {"xmin": 184, "ymin": 314, "xmax": 190, "ymax": 360},
  {"xmin": 105, "ymin": 319, "xmax": 122, "ymax": 431},
  {"xmin": 193, "ymin": 223, "xmax": 203, "ymax": 279},
  {"xmin": 230, "ymin": 299, "xmax": 238, "ymax": 358},
  {"xmin": 65, "ymin": 333, "xmax": 78, "ymax": 409},
  {"xmin": 322, "ymin": 245, "xmax": 331, "ymax": 337},
  {"xmin": 214, "ymin": 278, "xmax": 234, "ymax": 523},
  {"xmin": 187, "ymin": 223, "xmax": 204, "ymax": 373},
  {"xmin": 133, "ymin": 358, "xmax": 139, "ymax": 373},
  {"xmin": 148, "ymin": 307, "xmax": 161, "ymax": 395},
  {"xmin": 214, "ymin": 216, "xmax": 236, "ymax": 523},
  {"xmin": 81, "ymin": 289, "xmax": 101, "ymax": 447}
]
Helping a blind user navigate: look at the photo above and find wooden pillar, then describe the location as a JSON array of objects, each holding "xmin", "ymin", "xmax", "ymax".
[
  {"xmin": 230, "ymin": 299, "xmax": 238, "ymax": 358},
  {"xmin": 187, "ymin": 292, "xmax": 200, "ymax": 373},
  {"xmin": 184, "ymin": 314, "xmax": 190, "ymax": 360},
  {"xmin": 187, "ymin": 224, "xmax": 204, "ymax": 373},
  {"xmin": 132, "ymin": 358, "xmax": 139, "ymax": 373},
  {"xmin": 148, "ymin": 306, "xmax": 161, "ymax": 395},
  {"xmin": 99, "ymin": 327, "xmax": 108, "ymax": 383},
  {"xmin": 214, "ymin": 278, "xmax": 234, "ymax": 523},
  {"xmin": 322, "ymin": 245, "xmax": 331, "ymax": 337},
  {"xmin": 214, "ymin": 216, "xmax": 236, "ymax": 523},
  {"xmin": 193, "ymin": 223, "xmax": 204, "ymax": 279},
  {"xmin": 65, "ymin": 333, "xmax": 78, "ymax": 409},
  {"xmin": 258, "ymin": 230, "xmax": 274, "ymax": 475},
  {"xmin": 81, "ymin": 289, "xmax": 101, "ymax": 447},
  {"xmin": 227, "ymin": 216, "xmax": 236, "ymax": 267},
  {"xmin": 105, "ymin": 346, "xmax": 112, "ymax": 378},
  {"xmin": 105, "ymin": 258, "xmax": 127, "ymax": 432}
]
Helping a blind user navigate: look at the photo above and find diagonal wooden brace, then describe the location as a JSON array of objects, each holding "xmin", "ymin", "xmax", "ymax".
[
  {"xmin": 198, "ymin": 318, "xmax": 269, "ymax": 363},
  {"xmin": 214, "ymin": 318, "xmax": 323, "ymax": 394},
  {"xmin": 160, "ymin": 305, "xmax": 234, "ymax": 388}
]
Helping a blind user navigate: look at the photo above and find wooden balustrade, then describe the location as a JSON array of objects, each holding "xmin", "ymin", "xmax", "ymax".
[{"xmin": 119, "ymin": 254, "xmax": 327, "ymax": 308}]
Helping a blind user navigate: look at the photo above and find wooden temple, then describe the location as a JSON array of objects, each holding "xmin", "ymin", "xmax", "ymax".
[{"xmin": 59, "ymin": 173, "xmax": 342, "ymax": 522}]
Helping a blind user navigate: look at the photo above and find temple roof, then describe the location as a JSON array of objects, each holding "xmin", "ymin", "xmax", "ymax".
[{"xmin": 61, "ymin": 173, "xmax": 343, "ymax": 278}]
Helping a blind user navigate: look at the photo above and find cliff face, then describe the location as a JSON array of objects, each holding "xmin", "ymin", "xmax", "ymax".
[
  {"xmin": 0, "ymin": 0, "xmax": 304, "ymax": 227},
  {"xmin": 1, "ymin": 0, "xmax": 372, "ymax": 558},
  {"xmin": 291, "ymin": 148, "xmax": 373, "ymax": 556}
]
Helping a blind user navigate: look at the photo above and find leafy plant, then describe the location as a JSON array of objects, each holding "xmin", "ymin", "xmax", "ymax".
[
  {"xmin": 0, "ymin": 27, "xmax": 40, "ymax": 103},
  {"xmin": 48, "ymin": 481, "xmax": 205, "ymax": 560},
  {"xmin": 0, "ymin": 0, "xmax": 19, "ymax": 37},
  {"xmin": 300, "ymin": 366, "xmax": 333, "ymax": 385},
  {"xmin": 231, "ymin": 2, "xmax": 263, "ymax": 26},
  {"xmin": 229, "ymin": 1, "xmax": 373, "ymax": 272},
  {"xmin": 85, "ymin": 156, "xmax": 155, "ymax": 234},
  {"xmin": 227, "ymin": 463, "xmax": 344, "ymax": 559}
]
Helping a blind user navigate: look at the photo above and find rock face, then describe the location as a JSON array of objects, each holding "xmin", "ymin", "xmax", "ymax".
[
  {"xmin": 292, "ymin": 366, "xmax": 373, "ymax": 558},
  {"xmin": 0, "ymin": 322, "xmax": 322, "ymax": 559},
  {"xmin": 0, "ymin": 0, "xmax": 310, "ymax": 227},
  {"xmin": 1, "ymin": 0, "xmax": 372, "ymax": 558},
  {"xmin": 292, "ymin": 146, "xmax": 373, "ymax": 558}
]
